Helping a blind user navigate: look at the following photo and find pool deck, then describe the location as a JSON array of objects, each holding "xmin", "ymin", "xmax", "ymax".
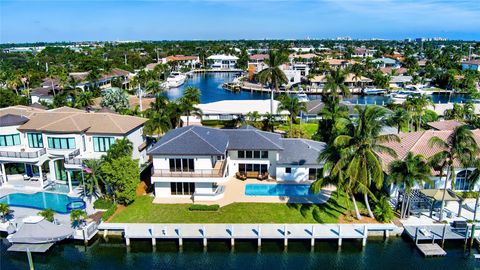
[{"xmin": 152, "ymin": 178, "xmax": 335, "ymax": 206}]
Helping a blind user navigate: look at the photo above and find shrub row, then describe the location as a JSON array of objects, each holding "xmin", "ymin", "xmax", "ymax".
[
  {"xmin": 188, "ymin": 204, "xmax": 220, "ymax": 211},
  {"xmin": 94, "ymin": 198, "xmax": 114, "ymax": 209},
  {"xmin": 102, "ymin": 204, "xmax": 118, "ymax": 221}
]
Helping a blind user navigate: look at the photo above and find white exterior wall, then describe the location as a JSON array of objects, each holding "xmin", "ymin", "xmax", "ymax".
[
  {"xmin": 276, "ymin": 165, "xmax": 322, "ymax": 182},
  {"xmin": 227, "ymin": 150, "xmax": 276, "ymax": 177},
  {"xmin": 126, "ymin": 127, "xmax": 147, "ymax": 163}
]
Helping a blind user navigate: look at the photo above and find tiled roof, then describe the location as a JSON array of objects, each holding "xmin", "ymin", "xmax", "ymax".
[
  {"xmin": 310, "ymin": 73, "xmax": 372, "ymax": 83},
  {"xmin": 165, "ymin": 55, "xmax": 198, "ymax": 62},
  {"xmin": 380, "ymin": 129, "xmax": 480, "ymax": 174},
  {"xmin": 249, "ymin": 54, "xmax": 269, "ymax": 60},
  {"xmin": 427, "ymin": 120, "xmax": 463, "ymax": 131}
]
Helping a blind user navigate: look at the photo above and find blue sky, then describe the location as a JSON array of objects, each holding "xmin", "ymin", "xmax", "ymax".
[{"xmin": 1, "ymin": 0, "xmax": 479, "ymax": 42}]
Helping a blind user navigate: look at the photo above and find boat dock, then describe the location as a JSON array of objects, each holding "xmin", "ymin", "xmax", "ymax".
[
  {"xmin": 403, "ymin": 224, "xmax": 476, "ymax": 257},
  {"xmin": 98, "ymin": 223, "xmax": 396, "ymax": 248}
]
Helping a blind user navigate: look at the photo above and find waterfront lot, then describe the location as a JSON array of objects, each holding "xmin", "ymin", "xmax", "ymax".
[{"xmin": 110, "ymin": 191, "xmax": 365, "ymax": 224}]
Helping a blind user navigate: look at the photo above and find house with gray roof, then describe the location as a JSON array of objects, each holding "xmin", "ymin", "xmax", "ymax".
[{"xmin": 148, "ymin": 125, "xmax": 326, "ymax": 201}]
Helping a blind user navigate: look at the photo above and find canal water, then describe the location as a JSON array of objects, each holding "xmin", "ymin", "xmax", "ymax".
[
  {"xmin": 162, "ymin": 72, "xmax": 471, "ymax": 105},
  {"xmin": 1, "ymin": 237, "xmax": 476, "ymax": 270}
]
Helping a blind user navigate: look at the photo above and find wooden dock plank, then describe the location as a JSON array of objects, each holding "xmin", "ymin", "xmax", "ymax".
[{"xmin": 416, "ymin": 243, "xmax": 447, "ymax": 257}]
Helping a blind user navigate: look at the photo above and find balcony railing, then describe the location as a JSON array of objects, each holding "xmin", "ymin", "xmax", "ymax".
[
  {"xmin": 152, "ymin": 160, "xmax": 227, "ymax": 178},
  {"xmin": 0, "ymin": 148, "xmax": 47, "ymax": 159}
]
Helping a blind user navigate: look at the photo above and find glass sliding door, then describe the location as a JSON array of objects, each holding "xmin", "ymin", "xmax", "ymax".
[{"xmin": 54, "ymin": 159, "xmax": 67, "ymax": 182}]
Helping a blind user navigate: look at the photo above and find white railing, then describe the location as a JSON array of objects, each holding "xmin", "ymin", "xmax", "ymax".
[{"xmin": 0, "ymin": 148, "xmax": 46, "ymax": 159}]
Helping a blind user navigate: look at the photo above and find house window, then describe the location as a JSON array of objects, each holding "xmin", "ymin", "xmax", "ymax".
[
  {"xmin": 237, "ymin": 150, "xmax": 269, "ymax": 159},
  {"xmin": 93, "ymin": 136, "xmax": 116, "ymax": 152},
  {"xmin": 238, "ymin": 164, "xmax": 268, "ymax": 173},
  {"xmin": 47, "ymin": 137, "xmax": 76, "ymax": 149},
  {"xmin": 170, "ymin": 182, "xmax": 195, "ymax": 195},
  {"xmin": 455, "ymin": 170, "xmax": 471, "ymax": 191},
  {"xmin": 27, "ymin": 133, "xmax": 43, "ymax": 148},
  {"xmin": 169, "ymin": 159, "xmax": 194, "ymax": 172},
  {"xmin": 308, "ymin": 168, "xmax": 321, "ymax": 180},
  {"xmin": 285, "ymin": 167, "xmax": 292, "ymax": 174},
  {"xmin": 0, "ymin": 134, "xmax": 21, "ymax": 146}
]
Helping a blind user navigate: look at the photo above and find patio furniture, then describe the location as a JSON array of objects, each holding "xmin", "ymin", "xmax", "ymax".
[
  {"xmin": 246, "ymin": 171, "xmax": 259, "ymax": 178},
  {"xmin": 452, "ymin": 220, "xmax": 467, "ymax": 231},
  {"xmin": 235, "ymin": 172, "xmax": 247, "ymax": 181},
  {"xmin": 257, "ymin": 172, "xmax": 269, "ymax": 180}
]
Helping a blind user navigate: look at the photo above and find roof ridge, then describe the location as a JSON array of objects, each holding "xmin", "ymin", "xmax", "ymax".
[
  {"xmin": 191, "ymin": 128, "xmax": 223, "ymax": 154},
  {"xmin": 410, "ymin": 130, "xmax": 428, "ymax": 153},
  {"xmin": 254, "ymin": 130, "xmax": 283, "ymax": 149},
  {"xmin": 38, "ymin": 113, "xmax": 75, "ymax": 130},
  {"xmin": 108, "ymin": 114, "xmax": 125, "ymax": 133}
]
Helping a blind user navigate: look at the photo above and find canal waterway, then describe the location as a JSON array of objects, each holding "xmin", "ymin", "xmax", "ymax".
[
  {"xmin": 162, "ymin": 72, "xmax": 471, "ymax": 105},
  {"xmin": 1, "ymin": 236, "xmax": 476, "ymax": 270}
]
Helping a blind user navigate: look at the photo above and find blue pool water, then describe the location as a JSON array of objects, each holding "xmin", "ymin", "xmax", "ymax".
[
  {"xmin": 245, "ymin": 184, "xmax": 312, "ymax": 196},
  {"xmin": 0, "ymin": 192, "xmax": 85, "ymax": 214}
]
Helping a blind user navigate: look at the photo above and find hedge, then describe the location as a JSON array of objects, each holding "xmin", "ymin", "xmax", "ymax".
[
  {"xmin": 102, "ymin": 204, "xmax": 118, "ymax": 221},
  {"xmin": 188, "ymin": 204, "xmax": 220, "ymax": 211},
  {"xmin": 94, "ymin": 198, "xmax": 114, "ymax": 209}
]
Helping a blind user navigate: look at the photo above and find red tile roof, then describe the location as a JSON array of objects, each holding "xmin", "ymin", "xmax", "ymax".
[{"xmin": 427, "ymin": 120, "xmax": 463, "ymax": 131}]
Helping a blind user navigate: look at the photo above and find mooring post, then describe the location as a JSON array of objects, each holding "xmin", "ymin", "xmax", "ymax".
[
  {"xmin": 258, "ymin": 225, "xmax": 262, "ymax": 247},
  {"xmin": 465, "ymin": 225, "xmax": 470, "ymax": 246},
  {"xmin": 311, "ymin": 225, "xmax": 315, "ymax": 247},
  {"xmin": 362, "ymin": 225, "xmax": 368, "ymax": 247},
  {"xmin": 415, "ymin": 227, "xmax": 419, "ymax": 245},
  {"xmin": 230, "ymin": 225, "xmax": 235, "ymax": 248},
  {"xmin": 385, "ymin": 229, "xmax": 389, "ymax": 239},
  {"xmin": 202, "ymin": 225, "xmax": 207, "ymax": 247},
  {"xmin": 441, "ymin": 224, "xmax": 447, "ymax": 247},
  {"xmin": 151, "ymin": 226, "xmax": 156, "ymax": 247},
  {"xmin": 470, "ymin": 224, "xmax": 477, "ymax": 249},
  {"xmin": 431, "ymin": 233, "xmax": 435, "ymax": 244},
  {"xmin": 26, "ymin": 248, "xmax": 34, "ymax": 270},
  {"xmin": 125, "ymin": 227, "xmax": 130, "ymax": 246},
  {"xmin": 338, "ymin": 225, "xmax": 342, "ymax": 247},
  {"xmin": 178, "ymin": 228, "xmax": 183, "ymax": 247},
  {"xmin": 103, "ymin": 229, "xmax": 108, "ymax": 239},
  {"xmin": 284, "ymin": 224, "xmax": 288, "ymax": 247}
]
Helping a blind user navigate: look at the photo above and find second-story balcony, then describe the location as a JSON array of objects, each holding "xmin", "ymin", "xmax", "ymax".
[
  {"xmin": 0, "ymin": 148, "xmax": 47, "ymax": 162},
  {"xmin": 152, "ymin": 160, "xmax": 227, "ymax": 178}
]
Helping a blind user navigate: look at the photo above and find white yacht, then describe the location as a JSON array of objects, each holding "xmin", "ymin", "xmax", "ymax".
[
  {"xmin": 390, "ymin": 90, "xmax": 419, "ymax": 104},
  {"xmin": 295, "ymin": 86, "xmax": 310, "ymax": 102},
  {"xmin": 166, "ymin": 72, "xmax": 187, "ymax": 88},
  {"xmin": 362, "ymin": 88, "xmax": 386, "ymax": 95}
]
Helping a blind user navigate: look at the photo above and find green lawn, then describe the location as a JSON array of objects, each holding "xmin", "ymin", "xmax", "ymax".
[
  {"xmin": 110, "ymin": 191, "xmax": 361, "ymax": 224},
  {"xmin": 278, "ymin": 123, "xmax": 318, "ymax": 139}
]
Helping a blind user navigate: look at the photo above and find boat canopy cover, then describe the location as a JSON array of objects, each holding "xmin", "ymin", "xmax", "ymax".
[{"xmin": 7, "ymin": 217, "xmax": 74, "ymax": 244}]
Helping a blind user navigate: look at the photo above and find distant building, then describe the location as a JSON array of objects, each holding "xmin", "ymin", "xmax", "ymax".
[
  {"xmin": 372, "ymin": 57, "xmax": 400, "ymax": 68},
  {"xmin": 352, "ymin": 47, "xmax": 376, "ymax": 58},
  {"xmin": 206, "ymin": 54, "xmax": 239, "ymax": 70}
]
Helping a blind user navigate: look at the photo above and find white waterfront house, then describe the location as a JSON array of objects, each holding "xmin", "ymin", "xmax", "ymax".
[
  {"xmin": 206, "ymin": 54, "xmax": 239, "ymax": 70},
  {"xmin": 0, "ymin": 105, "xmax": 147, "ymax": 193},
  {"xmin": 196, "ymin": 99, "xmax": 289, "ymax": 122},
  {"xmin": 148, "ymin": 125, "xmax": 325, "ymax": 201}
]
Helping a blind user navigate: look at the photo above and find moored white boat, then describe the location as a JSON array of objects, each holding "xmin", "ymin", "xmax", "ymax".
[
  {"xmin": 362, "ymin": 88, "xmax": 386, "ymax": 95},
  {"xmin": 166, "ymin": 72, "xmax": 187, "ymax": 88}
]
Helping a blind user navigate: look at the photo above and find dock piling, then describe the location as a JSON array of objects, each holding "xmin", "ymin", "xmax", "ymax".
[
  {"xmin": 202, "ymin": 225, "xmax": 207, "ymax": 247},
  {"xmin": 338, "ymin": 225, "xmax": 342, "ymax": 247},
  {"xmin": 362, "ymin": 225, "xmax": 368, "ymax": 246},
  {"xmin": 230, "ymin": 225, "xmax": 235, "ymax": 248},
  {"xmin": 284, "ymin": 225, "xmax": 288, "ymax": 247},
  {"xmin": 151, "ymin": 226, "xmax": 156, "ymax": 247},
  {"xmin": 103, "ymin": 229, "xmax": 108, "ymax": 239},
  {"xmin": 257, "ymin": 225, "xmax": 262, "ymax": 247},
  {"xmin": 441, "ymin": 224, "xmax": 447, "ymax": 247},
  {"xmin": 311, "ymin": 225, "xmax": 315, "ymax": 247},
  {"xmin": 415, "ymin": 227, "xmax": 419, "ymax": 245},
  {"xmin": 125, "ymin": 227, "xmax": 130, "ymax": 246}
]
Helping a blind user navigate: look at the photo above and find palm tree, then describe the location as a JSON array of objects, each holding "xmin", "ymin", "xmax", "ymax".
[
  {"xmin": 276, "ymin": 95, "xmax": 307, "ymax": 131},
  {"xmin": 317, "ymin": 105, "xmax": 400, "ymax": 220},
  {"xmin": 38, "ymin": 208, "xmax": 55, "ymax": 222},
  {"xmin": 257, "ymin": 51, "xmax": 288, "ymax": 116},
  {"xmin": 428, "ymin": 125, "xmax": 479, "ymax": 221},
  {"xmin": 83, "ymin": 159, "xmax": 104, "ymax": 198},
  {"xmin": 179, "ymin": 86, "xmax": 202, "ymax": 126},
  {"xmin": 322, "ymin": 68, "xmax": 350, "ymax": 97},
  {"xmin": 75, "ymin": 91, "xmax": 94, "ymax": 109},
  {"xmin": 405, "ymin": 95, "xmax": 434, "ymax": 131},
  {"xmin": 70, "ymin": 209, "xmax": 87, "ymax": 228},
  {"xmin": 246, "ymin": 111, "xmax": 261, "ymax": 123},
  {"xmin": 0, "ymin": 203, "xmax": 10, "ymax": 222},
  {"xmin": 387, "ymin": 107, "xmax": 409, "ymax": 134},
  {"xmin": 388, "ymin": 152, "xmax": 432, "ymax": 219},
  {"xmin": 313, "ymin": 95, "xmax": 349, "ymax": 143}
]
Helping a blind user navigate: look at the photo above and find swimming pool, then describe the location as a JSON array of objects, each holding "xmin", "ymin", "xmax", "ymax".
[
  {"xmin": 245, "ymin": 184, "xmax": 312, "ymax": 196},
  {"xmin": 0, "ymin": 192, "xmax": 85, "ymax": 214}
]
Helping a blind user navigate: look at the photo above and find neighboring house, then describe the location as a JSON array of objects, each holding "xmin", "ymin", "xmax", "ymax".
[
  {"xmin": 380, "ymin": 129, "xmax": 480, "ymax": 194},
  {"xmin": 148, "ymin": 125, "xmax": 325, "ymax": 201},
  {"xmin": 0, "ymin": 105, "xmax": 148, "ymax": 193},
  {"xmin": 380, "ymin": 67, "xmax": 408, "ymax": 75},
  {"xmin": 461, "ymin": 60, "xmax": 480, "ymax": 71},
  {"xmin": 323, "ymin": 59, "xmax": 356, "ymax": 69},
  {"xmin": 372, "ymin": 57, "xmax": 400, "ymax": 68},
  {"xmin": 207, "ymin": 54, "xmax": 239, "ymax": 70},
  {"xmin": 427, "ymin": 120, "xmax": 463, "ymax": 131},
  {"xmin": 352, "ymin": 48, "xmax": 375, "ymax": 58},
  {"xmin": 309, "ymin": 73, "xmax": 373, "ymax": 90},
  {"xmin": 196, "ymin": 99, "xmax": 289, "ymax": 121},
  {"xmin": 389, "ymin": 75, "xmax": 413, "ymax": 88}
]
